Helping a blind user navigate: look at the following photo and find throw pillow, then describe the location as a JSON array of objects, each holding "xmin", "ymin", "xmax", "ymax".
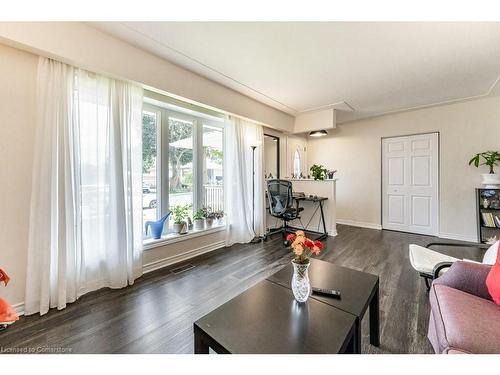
[{"xmin": 485, "ymin": 242, "xmax": 500, "ymax": 305}]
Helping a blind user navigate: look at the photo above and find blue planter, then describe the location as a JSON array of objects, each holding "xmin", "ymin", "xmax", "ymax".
[{"xmin": 145, "ymin": 213, "xmax": 171, "ymax": 240}]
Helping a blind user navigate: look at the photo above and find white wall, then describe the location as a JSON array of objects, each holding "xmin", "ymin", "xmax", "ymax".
[
  {"xmin": 0, "ymin": 44, "xmax": 37, "ymax": 307},
  {"xmin": 308, "ymin": 96, "xmax": 500, "ymax": 242}
]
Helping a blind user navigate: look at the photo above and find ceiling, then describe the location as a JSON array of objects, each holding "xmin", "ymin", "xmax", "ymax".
[{"xmin": 91, "ymin": 22, "xmax": 500, "ymax": 123}]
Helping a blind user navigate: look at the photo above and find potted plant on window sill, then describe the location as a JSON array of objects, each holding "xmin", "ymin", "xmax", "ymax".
[
  {"xmin": 469, "ymin": 151, "xmax": 500, "ymax": 188},
  {"xmin": 172, "ymin": 205, "xmax": 189, "ymax": 234},
  {"xmin": 214, "ymin": 210, "xmax": 224, "ymax": 225},
  {"xmin": 203, "ymin": 206, "xmax": 216, "ymax": 228},
  {"xmin": 193, "ymin": 209, "xmax": 206, "ymax": 230}
]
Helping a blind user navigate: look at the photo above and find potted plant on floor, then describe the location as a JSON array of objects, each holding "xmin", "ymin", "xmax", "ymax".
[
  {"xmin": 172, "ymin": 205, "xmax": 189, "ymax": 234},
  {"xmin": 193, "ymin": 208, "xmax": 206, "ymax": 230},
  {"xmin": 469, "ymin": 151, "xmax": 500, "ymax": 188}
]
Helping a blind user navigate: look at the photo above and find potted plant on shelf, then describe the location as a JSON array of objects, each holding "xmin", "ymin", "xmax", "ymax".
[
  {"xmin": 193, "ymin": 208, "xmax": 206, "ymax": 230},
  {"xmin": 285, "ymin": 230, "xmax": 324, "ymax": 303},
  {"xmin": 310, "ymin": 164, "xmax": 328, "ymax": 181},
  {"xmin": 469, "ymin": 151, "xmax": 500, "ymax": 188},
  {"xmin": 171, "ymin": 205, "xmax": 189, "ymax": 234}
]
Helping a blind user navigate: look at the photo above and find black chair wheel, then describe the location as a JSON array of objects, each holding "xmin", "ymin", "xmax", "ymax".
[{"xmin": 283, "ymin": 240, "xmax": 291, "ymax": 247}]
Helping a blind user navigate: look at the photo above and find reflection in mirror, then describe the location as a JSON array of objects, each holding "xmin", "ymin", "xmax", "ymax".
[
  {"xmin": 264, "ymin": 134, "xmax": 280, "ymax": 178},
  {"xmin": 293, "ymin": 148, "xmax": 301, "ymax": 177}
]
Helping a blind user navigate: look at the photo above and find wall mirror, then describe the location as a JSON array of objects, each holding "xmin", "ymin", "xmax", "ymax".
[{"xmin": 264, "ymin": 134, "xmax": 280, "ymax": 178}]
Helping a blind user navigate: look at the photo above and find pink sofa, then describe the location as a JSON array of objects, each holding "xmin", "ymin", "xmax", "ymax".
[{"xmin": 428, "ymin": 261, "xmax": 500, "ymax": 354}]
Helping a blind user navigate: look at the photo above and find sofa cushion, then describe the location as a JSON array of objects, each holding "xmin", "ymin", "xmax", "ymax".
[{"xmin": 429, "ymin": 284, "xmax": 500, "ymax": 353}]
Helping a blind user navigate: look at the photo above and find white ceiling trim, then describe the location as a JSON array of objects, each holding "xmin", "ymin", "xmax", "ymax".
[
  {"xmin": 91, "ymin": 22, "xmax": 500, "ymax": 124},
  {"xmin": 340, "ymin": 73, "xmax": 500, "ymax": 124}
]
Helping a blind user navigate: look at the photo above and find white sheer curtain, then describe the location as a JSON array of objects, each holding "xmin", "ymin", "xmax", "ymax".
[
  {"xmin": 223, "ymin": 116, "xmax": 265, "ymax": 246},
  {"xmin": 25, "ymin": 57, "xmax": 143, "ymax": 315}
]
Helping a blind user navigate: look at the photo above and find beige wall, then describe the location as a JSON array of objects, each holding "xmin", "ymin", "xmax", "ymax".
[
  {"xmin": 308, "ymin": 96, "xmax": 500, "ymax": 241},
  {"xmin": 0, "ymin": 44, "xmax": 37, "ymax": 307},
  {"xmin": 0, "ymin": 22, "xmax": 294, "ymax": 132}
]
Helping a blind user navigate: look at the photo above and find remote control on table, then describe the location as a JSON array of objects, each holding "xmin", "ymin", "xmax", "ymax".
[{"xmin": 311, "ymin": 287, "xmax": 341, "ymax": 299}]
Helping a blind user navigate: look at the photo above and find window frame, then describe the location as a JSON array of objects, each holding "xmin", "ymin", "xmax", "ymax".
[
  {"xmin": 142, "ymin": 104, "xmax": 162, "ymax": 220},
  {"xmin": 142, "ymin": 102, "xmax": 225, "ymax": 243}
]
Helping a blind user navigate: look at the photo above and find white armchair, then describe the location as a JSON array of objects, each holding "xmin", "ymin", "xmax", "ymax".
[{"xmin": 409, "ymin": 241, "xmax": 497, "ymax": 290}]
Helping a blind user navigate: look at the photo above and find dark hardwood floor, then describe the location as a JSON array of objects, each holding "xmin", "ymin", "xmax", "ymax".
[{"xmin": 0, "ymin": 225, "xmax": 483, "ymax": 354}]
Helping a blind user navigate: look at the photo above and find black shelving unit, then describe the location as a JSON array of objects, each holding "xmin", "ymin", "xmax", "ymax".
[{"xmin": 476, "ymin": 188, "xmax": 500, "ymax": 243}]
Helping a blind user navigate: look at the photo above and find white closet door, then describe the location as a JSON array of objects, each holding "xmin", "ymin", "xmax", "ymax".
[{"xmin": 382, "ymin": 133, "xmax": 438, "ymax": 236}]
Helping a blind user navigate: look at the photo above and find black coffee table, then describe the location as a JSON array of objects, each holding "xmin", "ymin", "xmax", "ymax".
[
  {"xmin": 194, "ymin": 279, "xmax": 357, "ymax": 354},
  {"xmin": 267, "ymin": 258, "xmax": 380, "ymax": 353}
]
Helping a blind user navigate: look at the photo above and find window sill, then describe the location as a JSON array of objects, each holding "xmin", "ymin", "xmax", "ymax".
[{"xmin": 143, "ymin": 223, "xmax": 226, "ymax": 250}]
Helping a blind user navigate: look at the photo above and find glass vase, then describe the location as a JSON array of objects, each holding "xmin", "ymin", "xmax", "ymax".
[{"xmin": 291, "ymin": 260, "xmax": 311, "ymax": 303}]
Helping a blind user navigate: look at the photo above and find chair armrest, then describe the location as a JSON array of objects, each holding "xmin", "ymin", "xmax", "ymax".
[
  {"xmin": 432, "ymin": 261, "xmax": 454, "ymax": 279},
  {"xmin": 426, "ymin": 242, "xmax": 490, "ymax": 250},
  {"xmin": 433, "ymin": 261, "xmax": 493, "ymax": 300}
]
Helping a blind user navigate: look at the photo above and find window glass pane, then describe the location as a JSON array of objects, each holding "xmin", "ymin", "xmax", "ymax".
[
  {"xmin": 168, "ymin": 116, "xmax": 194, "ymax": 213},
  {"xmin": 202, "ymin": 125, "xmax": 224, "ymax": 212},
  {"xmin": 142, "ymin": 110, "xmax": 159, "ymax": 237}
]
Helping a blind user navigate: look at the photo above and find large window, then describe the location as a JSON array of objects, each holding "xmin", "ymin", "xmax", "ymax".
[{"xmin": 142, "ymin": 101, "xmax": 224, "ymax": 240}]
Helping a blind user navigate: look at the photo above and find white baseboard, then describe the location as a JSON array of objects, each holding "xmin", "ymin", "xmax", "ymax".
[
  {"xmin": 12, "ymin": 302, "xmax": 25, "ymax": 316},
  {"xmin": 328, "ymin": 227, "xmax": 338, "ymax": 237},
  {"xmin": 142, "ymin": 240, "xmax": 226, "ymax": 274},
  {"xmin": 337, "ymin": 219, "xmax": 477, "ymax": 242},
  {"xmin": 336, "ymin": 219, "xmax": 383, "ymax": 230},
  {"xmin": 438, "ymin": 232, "xmax": 478, "ymax": 243}
]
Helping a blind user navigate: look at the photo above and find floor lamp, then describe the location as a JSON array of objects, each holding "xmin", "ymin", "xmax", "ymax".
[{"xmin": 250, "ymin": 143, "xmax": 262, "ymax": 244}]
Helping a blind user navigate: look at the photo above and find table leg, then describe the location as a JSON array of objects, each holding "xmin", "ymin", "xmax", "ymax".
[
  {"xmin": 342, "ymin": 326, "xmax": 356, "ymax": 354},
  {"xmin": 194, "ymin": 329, "xmax": 210, "ymax": 354},
  {"xmin": 319, "ymin": 201, "xmax": 328, "ymax": 240},
  {"xmin": 369, "ymin": 287, "xmax": 380, "ymax": 347},
  {"xmin": 354, "ymin": 319, "xmax": 362, "ymax": 353}
]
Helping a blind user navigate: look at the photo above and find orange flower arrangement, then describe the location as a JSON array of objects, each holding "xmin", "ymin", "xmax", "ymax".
[{"xmin": 286, "ymin": 230, "xmax": 324, "ymax": 264}]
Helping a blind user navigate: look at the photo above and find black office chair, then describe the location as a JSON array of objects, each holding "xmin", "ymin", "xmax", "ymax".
[{"xmin": 266, "ymin": 179, "xmax": 304, "ymax": 241}]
